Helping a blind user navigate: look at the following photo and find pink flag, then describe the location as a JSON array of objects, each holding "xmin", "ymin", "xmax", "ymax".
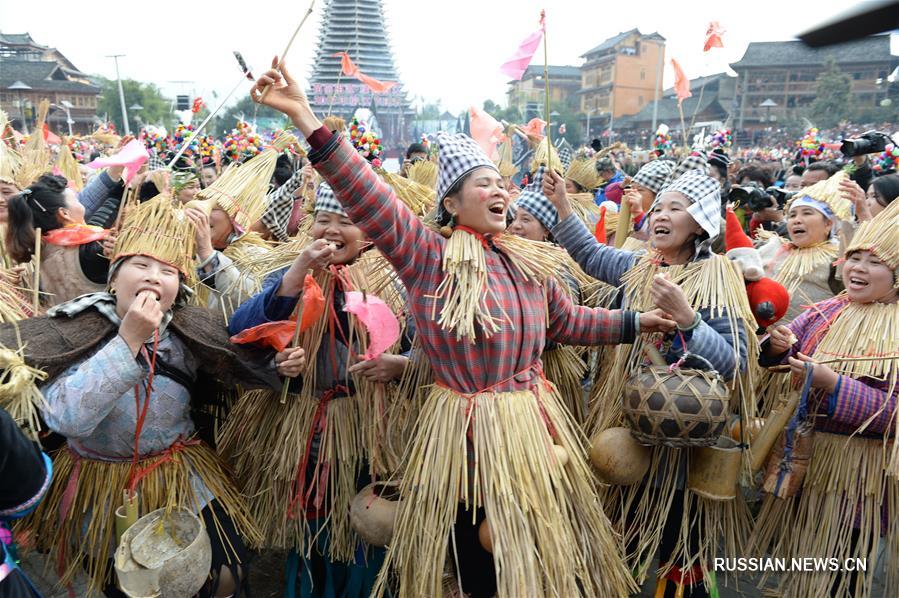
[
  {"xmin": 671, "ymin": 59, "xmax": 692, "ymax": 106},
  {"xmin": 703, "ymin": 22, "xmax": 725, "ymax": 52},
  {"xmin": 87, "ymin": 139, "xmax": 149, "ymax": 183},
  {"xmin": 500, "ymin": 10, "xmax": 546, "ymax": 80},
  {"xmin": 343, "ymin": 291, "xmax": 400, "ymax": 361},
  {"xmin": 469, "ymin": 106, "xmax": 504, "ymax": 157},
  {"xmin": 333, "ymin": 51, "xmax": 397, "ymax": 94}
]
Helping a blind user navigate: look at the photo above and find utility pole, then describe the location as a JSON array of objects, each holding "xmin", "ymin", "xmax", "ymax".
[
  {"xmin": 107, "ymin": 54, "xmax": 130, "ymax": 135},
  {"xmin": 650, "ymin": 42, "xmax": 664, "ymax": 133}
]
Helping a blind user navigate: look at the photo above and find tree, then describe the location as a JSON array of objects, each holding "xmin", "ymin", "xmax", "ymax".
[
  {"xmin": 215, "ymin": 95, "xmax": 289, "ymax": 136},
  {"xmin": 810, "ymin": 57, "xmax": 853, "ymax": 128},
  {"xmin": 95, "ymin": 77, "xmax": 173, "ymax": 133}
]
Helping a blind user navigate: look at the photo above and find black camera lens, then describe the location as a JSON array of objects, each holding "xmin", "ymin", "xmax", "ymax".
[{"xmin": 840, "ymin": 131, "xmax": 890, "ymax": 158}]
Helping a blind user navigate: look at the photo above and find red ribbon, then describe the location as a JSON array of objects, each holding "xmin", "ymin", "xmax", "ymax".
[{"xmin": 286, "ymin": 385, "xmax": 350, "ymax": 520}]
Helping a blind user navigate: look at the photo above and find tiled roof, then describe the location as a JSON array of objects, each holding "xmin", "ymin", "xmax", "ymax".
[
  {"xmin": 0, "ymin": 60, "xmax": 99, "ymax": 93},
  {"xmin": 520, "ymin": 65, "xmax": 581, "ymax": 79},
  {"xmin": 581, "ymin": 29, "xmax": 665, "ymax": 58},
  {"xmin": 616, "ymin": 93, "xmax": 726, "ymax": 128},
  {"xmin": 730, "ymin": 34, "xmax": 896, "ymax": 68},
  {"xmin": 0, "ymin": 32, "xmax": 43, "ymax": 47}
]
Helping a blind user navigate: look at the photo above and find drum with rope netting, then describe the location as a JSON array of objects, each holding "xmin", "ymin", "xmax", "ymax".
[{"xmin": 623, "ymin": 354, "xmax": 730, "ymax": 448}]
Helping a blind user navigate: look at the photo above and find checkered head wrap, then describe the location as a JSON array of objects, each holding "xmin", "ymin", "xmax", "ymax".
[
  {"xmin": 314, "ymin": 182, "xmax": 348, "ymax": 217},
  {"xmin": 632, "ymin": 159, "xmax": 675, "ymax": 194},
  {"xmin": 665, "ymin": 152, "xmax": 709, "ymax": 185},
  {"xmin": 513, "ymin": 167, "xmax": 556, "ymax": 231},
  {"xmin": 653, "ymin": 169, "xmax": 722, "ymax": 238},
  {"xmin": 436, "ymin": 132, "xmax": 498, "ymax": 220}
]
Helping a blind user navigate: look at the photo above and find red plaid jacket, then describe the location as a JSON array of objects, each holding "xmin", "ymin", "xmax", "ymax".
[{"xmin": 309, "ymin": 132, "xmax": 637, "ymax": 394}]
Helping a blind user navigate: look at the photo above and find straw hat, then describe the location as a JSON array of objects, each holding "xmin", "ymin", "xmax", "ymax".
[
  {"xmin": 565, "ymin": 155, "xmax": 601, "ymax": 191},
  {"xmin": 846, "ymin": 195, "xmax": 899, "ymax": 271},
  {"xmin": 112, "ymin": 194, "xmax": 196, "ymax": 277},
  {"xmin": 785, "ymin": 171, "xmax": 853, "ymax": 222}
]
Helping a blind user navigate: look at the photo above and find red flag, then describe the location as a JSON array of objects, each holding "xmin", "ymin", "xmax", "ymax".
[
  {"xmin": 191, "ymin": 97, "xmax": 205, "ymax": 114},
  {"xmin": 333, "ymin": 52, "xmax": 396, "ymax": 94},
  {"xmin": 703, "ymin": 22, "xmax": 725, "ymax": 52},
  {"xmin": 500, "ymin": 10, "xmax": 546, "ymax": 80},
  {"xmin": 671, "ymin": 59, "xmax": 692, "ymax": 106}
]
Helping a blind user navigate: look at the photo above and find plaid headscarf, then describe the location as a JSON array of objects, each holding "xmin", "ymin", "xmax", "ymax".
[
  {"xmin": 435, "ymin": 132, "xmax": 498, "ymax": 221},
  {"xmin": 665, "ymin": 152, "xmax": 709, "ymax": 185},
  {"xmin": 653, "ymin": 169, "xmax": 722, "ymax": 238},
  {"xmin": 513, "ymin": 167, "xmax": 556, "ymax": 230},
  {"xmin": 632, "ymin": 159, "xmax": 675, "ymax": 194},
  {"xmin": 314, "ymin": 182, "xmax": 348, "ymax": 217}
]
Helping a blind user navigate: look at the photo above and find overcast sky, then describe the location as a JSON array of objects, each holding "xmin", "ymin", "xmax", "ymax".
[{"xmin": 2, "ymin": 0, "xmax": 895, "ymax": 116}]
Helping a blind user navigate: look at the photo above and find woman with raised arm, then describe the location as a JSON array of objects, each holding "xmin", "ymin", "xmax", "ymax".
[
  {"xmin": 544, "ymin": 168, "xmax": 756, "ymax": 597},
  {"xmin": 251, "ymin": 59, "xmax": 676, "ymax": 598}
]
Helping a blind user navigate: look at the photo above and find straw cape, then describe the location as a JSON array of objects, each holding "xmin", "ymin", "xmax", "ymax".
[
  {"xmin": 1, "ymin": 304, "xmax": 281, "ymax": 595},
  {"xmin": 217, "ymin": 246, "xmax": 418, "ymax": 559},
  {"xmin": 588, "ymin": 250, "xmax": 759, "ymax": 590},
  {"xmin": 750, "ymin": 201, "xmax": 899, "ymax": 597}
]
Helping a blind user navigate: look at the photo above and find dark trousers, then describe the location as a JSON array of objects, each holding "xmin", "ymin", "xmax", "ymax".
[{"xmin": 452, "ymin": 506, "xmax": 496, "ymax": 598}]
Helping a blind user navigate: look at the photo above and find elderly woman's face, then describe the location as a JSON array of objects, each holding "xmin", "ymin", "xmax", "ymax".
[
  {"xmin": 787, "ymin": 205, "xmax": 832, "ymax": 248},
  {"xmin": 111, "ymin": 255, "xmax": 181, "ymax": 318},
  {"xmin": 648, "ymin": 191, "xmax": 702, "ymax": 254},
  {"xmin": 507, "ymin": 206, "xmax": 548, "ymax": 242}
]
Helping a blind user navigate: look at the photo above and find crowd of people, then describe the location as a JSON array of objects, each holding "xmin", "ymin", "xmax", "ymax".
[{"xmin": 0, "ymin": 58, "xmax": 897, "ymax": 598}]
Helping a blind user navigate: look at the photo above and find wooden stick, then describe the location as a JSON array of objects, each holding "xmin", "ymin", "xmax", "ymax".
[
  {"xmin": 168, "ymin": 73, "xmax": 248, "ymax": 169},
  {"xmin": 327, "ymin": 61, "xmax": 345, "ymax": 117},
  {"xmin": 32, "ymin": 228, "xmax": 41, "ymax": 311},
  {"xmin": 766, "ymin": 355, "xmax": 899, "ymax": 373},
  {"xmin": 542, "ymin": 10, "xmax": 552, "ymax": 160},
  {"xmin": 677, "ymin": 102, "xmax": 689, "ymax": 149},
  {"xmin": 614, "ymin": 192, "xmax": 630, "ymax": 248},
  {"xmin": 280, "ymin": 271, "xmax": 309, "ymax": 404},
  {"xmin": 258, "ymin": 0, "xmax": 317, "ymax": 103}
]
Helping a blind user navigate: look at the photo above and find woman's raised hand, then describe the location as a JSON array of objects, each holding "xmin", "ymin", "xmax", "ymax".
[
  {"xmin": 251, "ymin": 58, "xmax": 309, "ymax": 120},
  {"xmin": 542, "ymin": 169, "xmax": 573, "ymax": 220}
]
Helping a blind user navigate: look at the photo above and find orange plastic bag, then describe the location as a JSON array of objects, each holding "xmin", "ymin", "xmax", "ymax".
[{"xmin": 229, "ymin": 275, "xmax": 325, "ymax": 351}]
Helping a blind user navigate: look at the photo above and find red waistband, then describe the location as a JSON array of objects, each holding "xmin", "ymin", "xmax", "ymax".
[{"xmin": 435, "ymin": 362, "xmax": 549, "ymax": 398}]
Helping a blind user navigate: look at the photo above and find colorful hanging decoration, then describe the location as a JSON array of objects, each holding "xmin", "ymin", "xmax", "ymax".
[
  {"xmin": 653, "ymin": 124, "xmax": 672, "ymax": 154},
  {"xmin": 797, "ymin": 128, "xmax": 824, "ymax": 159},
  {"xmin": 873, "ymin": 143, "xmax": 899, "ymax": 174},
  {"xmin": 709, "ymin": 129, "xmax": 733, "ymax": 149},
  {"xmin": 348, "ymin": 117, "xmax": 382, "ymax": 168}
]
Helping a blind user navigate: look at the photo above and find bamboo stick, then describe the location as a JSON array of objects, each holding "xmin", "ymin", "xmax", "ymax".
[
  {"xmin": 257, "ymin": 0, "xmax": 317, "ymax": 102},
  {"xmin": 615, "ymin": 192, "xmax": 630, "ymax": 248},
  {"xmin": 32, "ymin": 228, "xmax": 41, "ymax": 311},
  {"xmin": 280, "ymin": 271, "xmax": 308, "ymax": 403}
]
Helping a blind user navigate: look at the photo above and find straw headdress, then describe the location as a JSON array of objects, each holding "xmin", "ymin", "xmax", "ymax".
[
  {"xmin": 112, "ymin": 193, "xmax": 196, "ymax": 276},
  {"xmin": 406, "ymin": 159, "xmax": 438, "ymax": 190},
  {"xmin": 494, "ymin": 129, "xmax": 518, "ymax": 177},
  {"xmin": 785, "ymin": 170, "xmax": 853, "ymax": 222},
  {"xmin": 16, "ymin": 99, "xmax": 52, "ymax": 188},
  {"xmin": 0, "ymin": 109, "xmax": 22, "ymax": 183},
  {"xmin": 378, "ymin": 169, "xmax": 436, "ymax": 217},
  {"xmin": 530, "ymin": 137, "xmax": 563, "ymax": 174},
  {"xmin": 565, "ymin": 155, "xmax": 601, "ymax": 190},
  {"xmin": 55, "ymin": 139, "xmax": 83, "ymax": 191},
  {"xmin": 190, "ymin": 131, "xmax": 299, "ymax": 230},
  {"xmin": 846, "ymin": 195, "xmax": 899, "ymax": 270}
]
